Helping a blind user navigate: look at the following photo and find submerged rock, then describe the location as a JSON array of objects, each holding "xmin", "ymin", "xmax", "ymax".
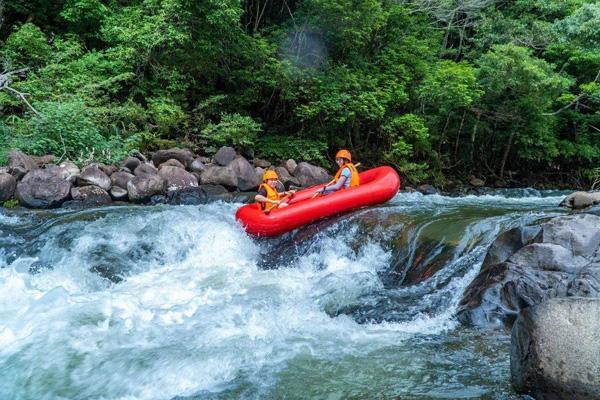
[
  {"xmin": 457, "ymin": 214, "xmax": 600, "ymax": 328},
  {"xmin": 16, "ymin": 169, "xmax": 72, "ymax": 208},
  {"xmin": 165, "ymin": 184, "xmax": 232, "ymax": 205},
  {"xmin": 511, "ymin": 298, "xmax": 600, "ymax": 400}
]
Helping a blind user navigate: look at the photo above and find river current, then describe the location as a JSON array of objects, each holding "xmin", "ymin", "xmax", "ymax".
[{"xmin": 0, "ymin": 190, "xmax": 568, "ymax": 399}]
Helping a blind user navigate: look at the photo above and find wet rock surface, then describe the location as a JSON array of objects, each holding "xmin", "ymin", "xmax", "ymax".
[
  {"xmin": 457, "ymin": 214, "xmax": 600, "ymax": 328},
  {"xmin": 511, "ymin": 297, "xmax": 600, "ymax": 400}
]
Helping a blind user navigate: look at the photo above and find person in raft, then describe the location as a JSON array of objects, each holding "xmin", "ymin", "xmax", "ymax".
[
  {"xmin": 315, "ymin": 149, "xmax": 360, "ymax": 196},
  {"xmin": 255, "ymin": 170, "xmax": 296, "ymax": 212}
]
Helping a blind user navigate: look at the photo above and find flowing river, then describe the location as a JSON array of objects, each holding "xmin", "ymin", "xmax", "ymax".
[{"xmin": 0, "ymin": 190, "xmax": 569, "ymax": 399}]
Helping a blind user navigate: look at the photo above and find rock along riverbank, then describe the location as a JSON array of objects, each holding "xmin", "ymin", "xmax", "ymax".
[{"xmin": 0, "ymin": 147, "xmax": 334, "ymax": 209}]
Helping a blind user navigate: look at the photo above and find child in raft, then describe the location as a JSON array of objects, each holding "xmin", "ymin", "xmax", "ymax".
[
  {"xmin": 315, "ymin": 149, "xmax": 360, "ymax": 196},
  {"xmin": 255, "ymin": 170, "xmax": 296, "ymax": 212}
]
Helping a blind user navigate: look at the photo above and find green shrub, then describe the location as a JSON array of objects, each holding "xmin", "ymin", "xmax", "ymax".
[
  {"xmin": 11, "ymin": 100, "xmax": 139, "ymax": 164},
  {"xmin": 2, "ymin": 199, "xmax": 19, "ymax": 209},
  {"xmin": 257, "ymin": 135, "xmax": 327, "ymax": 163},
  {"xmin": 200, "ymin": 113, "xmax": 262, "ymax": 148},
  {"xmin": 1, "ymin": 23, "xmax": 52, "ymax": 67}
]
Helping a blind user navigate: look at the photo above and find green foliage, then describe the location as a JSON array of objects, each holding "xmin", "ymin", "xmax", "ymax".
[
  {"xmin": 2, "ymin": 199, "xmax": 19, "ymax": 209},
  {"xmin": 1, "ymin": 23, "xmax": 51, "ymax": 67},
  {"xmin": 257, "ymin": 136, "xmax": 327, "ymax": 164},
  {"xmin": 201, "ymin": 113, "xmax": 262, "ymax": 148},
  {"xmin": 10, "ymin": 101, "xmax": 139, "ymax": 164},
  {"xmin": 1, "ymin": 0, "xmax": 599, "ymax": 187}
]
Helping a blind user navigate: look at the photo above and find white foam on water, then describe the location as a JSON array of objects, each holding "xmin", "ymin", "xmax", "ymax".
[{"xmin": 0, "ymin": 192, "xmax": 566, "ymax": 399}]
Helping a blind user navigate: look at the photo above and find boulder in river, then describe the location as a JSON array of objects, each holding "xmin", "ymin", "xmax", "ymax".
[
  {"xmin": 457, "ymin": 214, "xmax": 600, "ymax": 328},
  {"xmin": 293, "ymin": 162, "xmax": 329, "ymax": 187},
  {"xmin": 134, "ymin": 162, "xmax": 159, "ymax": 177},
  {"xmin": 253, "ymin": 158, "xmax": 271, "ymax": 168},
  {"xmin": 560, "ymin": 191, "xmax": 600, "ymax": 210},
  {"xmin": 283, "ymin": 159, "xmax": 297, "ymax": 175},
  {"xmin": 275, "ymin": 166, "xmax": 300, "ymax": 189},
  {"xmin": 158, "ymin": 158, "xmax": 186, "ymax": 170},
  {"xmin": 469, "ymin": 177, "xmax": 485, "ymax": 187},
  {"xmin": 152, "ymin": 148, "xmax": 194, "ymax": 169},
  {"xmin": 199, "ymin": 165, "xmax": 238, "ymax": 190},
  {"xmin": 417, "ymin": 184, "xmax": 438, "ymax": 195},
  {"xmin": 213, "ymin": 146, "xmax": 236, "ymax": 166},
  {"xmin": 77, "ymin": 165, "xmax": 111, "ymax": 191},
  {"xmin": 110, "ymin": 171, "xmax": 135, "ymax": 190},
  {"xmin": 0, "ymin": 173, "xmax": 17, "ymax": 202},
  {"xmin": 70, "ymin": 185, "xmax": 112, "ymax": 206},
  {"xmin": 511, "ymin": 297, "xmax": 600, "ymax": 400},
  {"xmin": 110, "ymin": 186, "xmax": 128, "ymax": 201},
  {"xmin": 127, "ymin": 175, "xmax": 166, "ymax": 203},
  {"xmin": 190, "ymin": 158, "xmax": 207, "ymax": 173},
  {"xmin": 158, "ymin": 166, "xmax": 198, "ymax": 191},
  {"xmin": 8, "ymin": 150, "xmax": 37, "ymax": 180},
  {"xmin": 165, "ymin": 184, "xmax": 232, "ymax": 205},
  {"xmin": 15, "ymin": 169, "xmax": 72, "ymax": 208},
  {"xmin": 122, "ymin": 156, "xmax": 141, "ymax": 171},
  {"xmin": 56, "ymin": 161, "xmax": 80, "ymax": 183},
  {"xmin": 228, "ymin": 156, "xmax": 259, "ymax": 191}
]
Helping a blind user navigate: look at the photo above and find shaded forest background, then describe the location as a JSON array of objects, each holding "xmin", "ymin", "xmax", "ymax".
[{"xmin": 1, "ymin": 0, "xmax": 599, "ymax": 188}]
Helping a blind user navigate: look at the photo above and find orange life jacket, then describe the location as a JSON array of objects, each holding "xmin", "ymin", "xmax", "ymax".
[
  {"xmin": 258, "ymin": 183, "xmax": 282, "ymax": 212},
  {"xmin": 334, "ymin": 163, "xmax": 360, "ymax": 188}
]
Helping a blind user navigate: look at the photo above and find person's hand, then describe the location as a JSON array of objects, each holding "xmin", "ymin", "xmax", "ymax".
[
  {"xmin": 289, "ymin": 189, "xmax": 297, "ymax": 194},
  {"xmin": 272, "ymin": 200, "xmax": 281, "ymax": 205},
  {"xmin": 279, "ymin": 202, "xmax": 289, "ymax": 208}
]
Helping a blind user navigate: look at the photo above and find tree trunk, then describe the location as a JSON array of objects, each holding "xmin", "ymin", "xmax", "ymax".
[
  {"xmin": 500, "ymin": 131, "xmax": 515, "ymax": 179},
  {"xmin": 454, "ymin": 110, "xmax": 466, "ymax": 156}
]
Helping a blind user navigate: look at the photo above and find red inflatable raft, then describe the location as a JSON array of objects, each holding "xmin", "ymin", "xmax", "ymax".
[{"xmin": 235, "ymin": 166, "xmax": 401, "ymax": 237}]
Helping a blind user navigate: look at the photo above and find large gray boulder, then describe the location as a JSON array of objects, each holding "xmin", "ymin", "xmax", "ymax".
[
  {"xmin": 0, "ymin": 173, "xmax": 17, "ymax": 202},
  {"xmin": 293, "ymin": 162, "xmax": 330, "ymax": 187},
  {"xmin": 213, "ymin": 146, "xmax": 236, "ymax": 166},
  {"xmin": 122, "ymin": 156, "xmax": 141, "ymax": 171},
  {"xmin": 158, "ymin": 158, "xmax": 186, "ymax": 170},
  {"xmin": 15, "ymin": 169, "xmax": 72, "ymax": 208},
  {"xmin": 417, "ymin": 184, "xmax": 438, "ymax": 195},
  {"xmin": 127, "ymin": 175, "xmax": 166, "ymax": 203},
  {"xmin": 228, "ymin": 156, "xmax": 259, "ymax": 191},
  {"xmin": 77, "ymin": 165, "xmax": 111, "ymax": 191},
  {"xmin": 511, "ymin": 298, "xmax": 600, "ymax": 400},
  {"xmin": 190, "ymin": 158, "xmax": 207, "ymax": 173},
  {"xmin": 110, "ymin": 186, "xmax": 128, "ymax": 201},
  {"xmin": 199, "ymin": 166, "xmax": 237, "ymax": 189},
  {"xmin": 152, "ymin": 148, "xmax": 194, "ymax": 168},
  {"xmin": 158, "ymin": 166, "xmax": 198, "ymax": 191},
  {"xmin": 110, "ymin": 171, "xmax": 135, "ymax": 189},
  {"xmin": 134, "ymin": 162, "xmax": 159, "ymax": 177},
  {"xmin": 560, "ymin": 191, "xmax": 600, "ymax": 210},
  {"xmin": 275, "ymin": 166, "xmax": 300, "ymax": 189},
  {"xmin": 457, "ymin": 214, "xmax": 600, "ymax": 328},
  {"xmin": 165, "ymin": 184, "xmax": 232, "ymax": 205},
  {"xmin": 56, "ymin": 161, "xmax": 80, "ymax": 183},
  {"xmin": 70, "ymin": 185, "xmax": 112, "ymax": 206},
  {"xmin": 283, "ymin": 159, "xmax": 297, "ymax": 175},
  {"xmin": 8, "ymin": 150, "xmax": 37, "ymax": 180},
  {"xmin": 253, "ymin": 158, "xmax": 271, "ymax": 168}
]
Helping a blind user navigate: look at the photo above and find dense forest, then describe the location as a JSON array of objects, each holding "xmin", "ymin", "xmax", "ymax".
[{"xmin": 0, "ymin": 0, "xmax": 599, "ymax": 187}]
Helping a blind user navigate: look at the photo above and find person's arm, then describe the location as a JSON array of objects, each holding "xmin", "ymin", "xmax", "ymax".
[
  {"xmin": 322, "ymin": 175, "xmax": 347, "ymax": 193},
  {"xmin": 255, "ymin": 194, "xmax": 280, "ymax": 205}
]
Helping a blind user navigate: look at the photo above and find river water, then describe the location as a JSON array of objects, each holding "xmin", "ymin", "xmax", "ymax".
[{"xmin": 0, "ymin": 190, "xmax": 568, "ymax": 399}]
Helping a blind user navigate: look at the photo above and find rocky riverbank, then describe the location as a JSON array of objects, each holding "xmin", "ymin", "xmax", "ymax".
[{"xmin": 0, "ymin": 147, "xmax": 333, "ymax": 209}]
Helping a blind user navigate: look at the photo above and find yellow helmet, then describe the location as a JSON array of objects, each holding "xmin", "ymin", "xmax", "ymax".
[
  {"xmin": 335, "ymin": 149, "xmax": 352, "ymax": 162},
  {"xmin": 262, "ymin": 170, "xmax": 278, "ymax": 182}
]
